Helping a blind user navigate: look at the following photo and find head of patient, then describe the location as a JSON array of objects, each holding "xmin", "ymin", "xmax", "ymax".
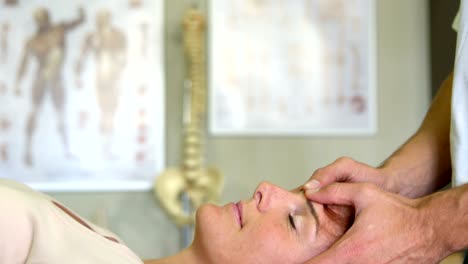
[{"xmin": 163, "ymin": 182, "xmax": 354, "ymax": 264}]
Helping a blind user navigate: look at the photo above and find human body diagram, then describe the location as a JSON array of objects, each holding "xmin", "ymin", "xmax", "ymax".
[
  {"xmin": 210, "ymin": 0, "xmax": 373, "ymax": 133},
  {"xmin": 14, "ymin": 7, "xmax": 85, "ymax": 166},
  {"xmin": 0, "ymin": 0, "xmax": 164, "ymax": 190},
  {"xmin": 75, "ymin": 9, "xmax": 127, "ymax": 158}
]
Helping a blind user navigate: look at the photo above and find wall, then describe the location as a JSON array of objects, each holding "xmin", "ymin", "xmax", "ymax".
[{"xmin": 49, "ymin": 0, "xmax": 431, "ymax": 260}]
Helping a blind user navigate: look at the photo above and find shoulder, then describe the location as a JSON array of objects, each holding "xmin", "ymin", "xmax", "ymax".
[
  {"xmin": 0, "ymin": 179, "xmax": 45, "ymax": 220},
  {"xmin": 0, "ymin": 179, "xmax": 52, "ymax": 221},
  {"xmin": 0, "ymin": 179, "xmax": 44, "ymax": 200},
  {"xmin": 0, "ymin": 180, "xmax": 37, "ymax": 263}
]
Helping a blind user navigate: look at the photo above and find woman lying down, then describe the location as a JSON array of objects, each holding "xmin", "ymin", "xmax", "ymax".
[{"xmin": 0, "ymin": 179, "xmax": 354, "ymax": 264}]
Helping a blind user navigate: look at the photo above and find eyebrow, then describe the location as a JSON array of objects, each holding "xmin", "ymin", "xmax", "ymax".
[
  {"xmin": 292, "ymin": 187, "xmax": 321, "ymax": 234},
  {"xmin": 306, "ymin": 200, "xmax": 320, "ymax": 233}
]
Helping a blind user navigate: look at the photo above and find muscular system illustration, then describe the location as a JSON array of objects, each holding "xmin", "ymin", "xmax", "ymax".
[
  {"xmin": 15, "ymin": 7, "xmax": 85, "ymax": 166},
  {"xmin": 75, "ymin": 9, "xmax": 127, "ymax": 158}
]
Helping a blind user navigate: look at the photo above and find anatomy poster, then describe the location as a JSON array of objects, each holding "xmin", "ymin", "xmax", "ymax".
[
  {"xmin": 210, "ymin": 0, "xmax": 376, "ymax": 135},
  {"xmin": 0, "ymin": 0, "xmax": 164, "ymax": 191}
]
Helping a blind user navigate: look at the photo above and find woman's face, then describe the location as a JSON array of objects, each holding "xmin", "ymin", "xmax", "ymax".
[{"xmin": 193, "ymin": 182, "xmax": 352, "ymax": 264}]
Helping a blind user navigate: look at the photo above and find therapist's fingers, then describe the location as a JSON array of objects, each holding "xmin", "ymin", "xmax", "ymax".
[
  {"xmin": 305, "ymin": 183, "xmax": 431, "ymax": 264},
  {"xmin": 304, "ymin": 157, "xmax": 386, "ymax": 192},
  {"xmin": 305, "ymin": 182, "xmax": 378, "ymax": 210},
  {"xmin": 304, "ymin": 157, "xmax": 363, "ymax": 189},
  {"xmin": 304, "ymin": 184, "xmax": 388, "ymax": 264}
]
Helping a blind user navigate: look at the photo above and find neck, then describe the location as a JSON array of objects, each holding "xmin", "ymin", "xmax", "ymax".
[{"xmin": 143, "ymin": 245, "xmax": 204, "ymax": 264}]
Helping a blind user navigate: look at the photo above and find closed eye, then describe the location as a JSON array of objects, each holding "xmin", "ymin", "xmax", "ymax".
[{"xmin": 289, "ymin": 214, "xmax": 296, "ymax": 230}]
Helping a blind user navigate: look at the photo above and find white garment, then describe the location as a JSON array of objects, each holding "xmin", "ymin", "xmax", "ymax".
[
  {"xmin": 451, "ymin": 0, "xmax": 468, "ymax": 186},
  {"xmin": 0, "ymin": 179, "xmax": 143, "ymax": 264}
]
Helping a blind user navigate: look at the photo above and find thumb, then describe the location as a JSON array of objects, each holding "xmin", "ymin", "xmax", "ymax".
[
  {"xmin": 305, "ymin": 182, "xmax": 374, "ymax": 208},
  {"xmin": 305, "ymin": 158, "xmax": 360, "ymax": 190}
]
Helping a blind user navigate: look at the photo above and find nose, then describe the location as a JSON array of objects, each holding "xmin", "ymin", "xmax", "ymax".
[{"xmin": 254, "ymin": 181, "xmax": 287, "ymax": 212}]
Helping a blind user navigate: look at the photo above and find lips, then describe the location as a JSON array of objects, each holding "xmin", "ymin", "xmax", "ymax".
[{"xmin": 234, "ymin": 201, "xmax": 243, "ymax": 228}]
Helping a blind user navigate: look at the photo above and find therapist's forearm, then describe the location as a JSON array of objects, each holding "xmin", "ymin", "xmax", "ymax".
[
  {"xmin": 422, "ymin": 183, "xmax": 468, "ymax": 255},
  {"xmin": 380, "ymin": 73, "xmax": 453, "ymax": 198}
]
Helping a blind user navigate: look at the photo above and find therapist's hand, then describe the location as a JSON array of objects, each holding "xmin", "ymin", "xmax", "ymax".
[
  {"xmin": 303, "ymin": 157, "xmax": 394, "ymax": 193},
  {"xmin": 304, "ymin": 183, "xmax": 446, "ymax": 264}
]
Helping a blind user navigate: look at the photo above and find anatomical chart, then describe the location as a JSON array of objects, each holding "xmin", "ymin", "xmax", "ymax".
[
  {"xmin": 0, "ymin": 0, "xmax": 164, "ymax": 190},
  {"xmin": 210, "ymin": 0, "xmax": 376, "ymax": 135}
]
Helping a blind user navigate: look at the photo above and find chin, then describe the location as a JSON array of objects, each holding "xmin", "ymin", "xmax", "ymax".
[
  {"xmin": 195, "ymin": 203, "xmax": 219, "ymax": 222},
  {"xmin": 193, "ymin": 203, "xmax": 220, "ymax": 242},
  {"xmin": 192, "ymin": 204, "xmax": 230, "ymax": 263}
]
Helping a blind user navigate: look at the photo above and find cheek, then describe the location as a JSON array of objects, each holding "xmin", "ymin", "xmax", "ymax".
[
  {"xmin": 236, "ymin": 222, "xmax": 311, "ymax": 264},
  {"xmin": 194, "ymin": 210, "xmax": 315, "ymax": 264}
]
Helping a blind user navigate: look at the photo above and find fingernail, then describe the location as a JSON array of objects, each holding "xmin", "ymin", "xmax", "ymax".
[
  {"xmin": 304, "ymin": 179, "xmax": 321, "ymax": 190},
  {"xmin": 305, "ymin": 188, "xmax": 320, "ymax": 196}
]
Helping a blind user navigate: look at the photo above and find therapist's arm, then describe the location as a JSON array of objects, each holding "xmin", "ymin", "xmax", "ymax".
[
  {"xmin": 380, "ymin": 72, "xmax": 453, "ymax": 197},
  {"xmin": 306, "ymin": 73, "xmax": 453, "ymax": 198},
  {"xmin": 426, "ymin": 183, "xmax": 468, "ymax": 254}
]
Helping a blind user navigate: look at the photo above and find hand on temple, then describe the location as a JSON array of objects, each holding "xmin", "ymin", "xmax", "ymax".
[{"xmin": 304, "ymin": 182, "xmax": 447, "ymax": 264}]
